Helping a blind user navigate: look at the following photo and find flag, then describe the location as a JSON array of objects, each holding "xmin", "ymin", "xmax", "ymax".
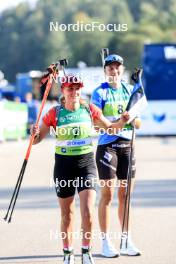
[{"xmin": 126, "ymin": 80, "xmax": 148, "ymax": 124}]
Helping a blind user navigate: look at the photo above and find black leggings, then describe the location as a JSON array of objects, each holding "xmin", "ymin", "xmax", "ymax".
[
  {"xmin": 96, "ymin": 138, "xmax": 136, "ymax": 180},
  {"xmin": 54, "ymin": 152, "xmax": 97, "ymax": 198}
]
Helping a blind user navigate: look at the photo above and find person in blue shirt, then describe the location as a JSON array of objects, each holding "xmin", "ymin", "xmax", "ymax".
[
  {"xmin": 91, "ymin": 54, "xmax": 141, "ymax": 257},
  {"xmin": 25, "ymin": 92, "xmax": 38, "ymax": 134}
]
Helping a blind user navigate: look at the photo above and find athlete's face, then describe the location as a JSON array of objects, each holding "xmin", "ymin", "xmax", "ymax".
[
  {"xmin": 105, "ymin": 62, "xmax": 124, "ymax": 82},
  {"xmin": 62, "ymin": 84, "xmax": 81, "ymax": 103}
]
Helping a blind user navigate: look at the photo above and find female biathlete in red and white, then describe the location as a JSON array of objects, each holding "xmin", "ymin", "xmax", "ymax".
[{"xmin": 31, "ymin": 75, "xmax": 130, "ymax": 264}]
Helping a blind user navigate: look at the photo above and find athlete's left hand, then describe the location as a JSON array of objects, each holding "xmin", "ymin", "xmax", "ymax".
[
  {"xmin": 131, "ymin": 68, "xmax": 143, "ymax": 84},
  {"xmin": 121, "ymin": 111, "xmax": 130, "ymax": 123}
]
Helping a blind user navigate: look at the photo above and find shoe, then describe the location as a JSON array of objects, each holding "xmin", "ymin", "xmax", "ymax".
[
  {"xmin": 102, "ymin": 238, "xmax": 119, "ymax": 258},
  {"xmin": 82, "ymin": 247, "xmax": 95, "ymax": 264},
  {"xmin": 63, "ymin": 249, "xmax": 75, "ymax": 264},
  {"xmin": 120, "ymin": 233, "xmax": 141, "ymax": 256}
]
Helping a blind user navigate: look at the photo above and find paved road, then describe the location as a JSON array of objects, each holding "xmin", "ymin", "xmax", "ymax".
[{"xmin": 0, "ymin": 137, "xmax": 176, "ymax": 264}]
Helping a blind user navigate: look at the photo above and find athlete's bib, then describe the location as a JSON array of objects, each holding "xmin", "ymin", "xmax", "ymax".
[{"xmin": 55, "ymin": 105, "xmax": 93, "ymax": 155}]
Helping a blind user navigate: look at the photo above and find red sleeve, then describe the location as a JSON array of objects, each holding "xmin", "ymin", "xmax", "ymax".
[
  {"xmin": 89, "ymin": 103, "xmax": 102, "ymax": 120},
  {"xmin": 42, "ymin": 107, "xmax": 57, "ymax": 128}
]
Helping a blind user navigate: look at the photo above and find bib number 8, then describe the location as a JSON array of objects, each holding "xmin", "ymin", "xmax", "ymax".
[{"xmin": 118, "ymin": 104, "xmax": 123, "ymax": 114}]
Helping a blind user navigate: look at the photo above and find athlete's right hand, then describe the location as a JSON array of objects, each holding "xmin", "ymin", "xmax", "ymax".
[
  {"xmin": 30, "ymin": 125, "xmax": 40, "ymax": 137},
  {"xmin": 41, "ymin": 63, "xmax": 59, "ymax": 85}
]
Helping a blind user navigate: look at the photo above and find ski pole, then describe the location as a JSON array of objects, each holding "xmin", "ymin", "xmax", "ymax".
[
  {"xmin": 3, "ymin": 73, "xmax": 55, "ymax": 223},
  {"xmin": 120, "ymin": 124, "xmax": 135, "ymax": 248},
  {"xmin": 100, "ymin": 48, "xmax": 109, "ymax": 67},
  {"xmin": 120, "ymin": 67, "xmax": 144, "ymax": 248},
  {"xmin": 3, "ymin": 60, "xmax": 68, "ymax": 223}
]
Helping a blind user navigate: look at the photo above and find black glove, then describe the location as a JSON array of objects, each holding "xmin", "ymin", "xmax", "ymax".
[
  {"xmin": 131, "ymin": 68, "xmax": 143, "ymax": 84},
  {"xmin": 40, "ymin": 63, "xmax": 58, "ymax": 85},
  {"xmin": 46, "ymin": 63, "xmax": 58, "ymax": 74}
]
